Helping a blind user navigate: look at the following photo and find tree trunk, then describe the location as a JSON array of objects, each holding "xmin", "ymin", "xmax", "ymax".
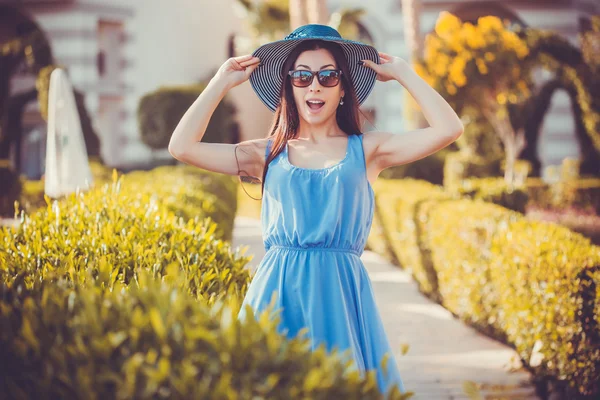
[
  {"xmin": 289, "ymin": 0, "xmax": 308, "ymax": 30},
  {"xmin": 401, "ymin": 0, "xmax": 422, "ymax": 62},
  {"xmin": 306, "ymin": 0, "xmax": 329, "ymax": 25},
  {"xmin": 401, "ymin": 0, "xmax": 424, "ymax": 130},
  {"xmin": 482, "ymin": 90, "xmax": 527, "ymax": 185}
]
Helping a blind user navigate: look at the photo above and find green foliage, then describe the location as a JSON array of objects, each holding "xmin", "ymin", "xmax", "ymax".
[
  {"xmin": 0, "ymin": 269, "xmax": 411, "ymax": 399},
  {"xmin": 372, "ymin": 178, "xmax": 600, "ymax": 396},
  {"xmin": 0, "ymin": 166, "xmax": 413, "ymax": 399},
  {"xmin": 523, "ymin": 23, "xmax": 600, "ymax": 175},
  {"xmin": 1, "ymin": 171, "xmax": 247, "ymax": 303},
  {"xmin": 118, "ymin": 165, "xmax": 239, "ymax": 242},
  {"xmin": 137, "ymin": 84, "xmax": 238, "ymax": 150},
  {"xmin": 454, "ymin": 106, "xmax": 504, "ymax": 158},
  {"xmin": 379, "ymin": 148, "xmax": 451, "ymax": 186},
  {"xmin": 443, "ymin": 150, "xmax": 503, "ymax": 188},
  {"xmin": 446, "ymin": 176, "xmax": 529, "ymax": 213},
  {"xmin": 526, "ymin": 177, "xmax": 600, "ymax": 215}
]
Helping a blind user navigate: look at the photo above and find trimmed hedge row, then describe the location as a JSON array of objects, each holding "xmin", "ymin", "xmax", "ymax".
[
  {"xmin": 0, "ymin": 169, "xmax": 412, "ymax": 399},
  {"xmin": 0, "ymin": 270, "xmax": 408, "ymax": 399},
  {"xmin": 1, "ymin": 171, "xmax": 249, "ymax": 303},
  {"xmin": 526, "ymin": 177, "xmax": 600, "ymax": 215},
  {"xmin": 369, "ymin": 178, "xmax": 600, "ymax": 397}
]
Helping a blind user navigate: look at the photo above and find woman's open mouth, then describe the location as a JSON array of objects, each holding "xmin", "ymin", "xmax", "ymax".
[{"xmin": 306, "ymin": 100, "xmax": 325, "ymax": 113}]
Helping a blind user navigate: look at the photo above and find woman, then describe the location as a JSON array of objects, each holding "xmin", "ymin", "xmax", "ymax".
[{"xmin": 169, "ymin": 24, "xmax": 463, "ymax": 396}]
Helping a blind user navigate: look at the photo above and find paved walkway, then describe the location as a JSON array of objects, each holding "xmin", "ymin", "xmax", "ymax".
[{"xmin": 232, "ymin": 216, "xmax": 540, "ymax": 400}]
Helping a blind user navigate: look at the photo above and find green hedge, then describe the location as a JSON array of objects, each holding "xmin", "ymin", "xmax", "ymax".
[
  {"xmin": 445, "ymin": 177, "xmax": 530, "ymax": 213},
  {"xmin": 13, "ymin": 162, "xmax": 238, "ymax": 242},
  {"xmin": 0, "ymin": 171, "xmax": 412, "ymax": 399},
  {"xmin": 371, "ymin": 178, "xmax": 600, "ymax": 397},
  {"xmin": 379, "ymin": 148, "xmax": 450, "ymax": 185},
  {"xmin": 1, "ymin": 172, "xmax": 249, "ymax": 302},
  {"xmin": 526, "ymin": 177, "xmax": 600, "ymax": 215},
  {"xmin": 443, "ymin": 151, "xmax": 503, "ymax": 188},
  {"xmin": 119, "ymin": 165, "xmax": 238, "ymax": 242},
  {"xmin": 0, "ymin": 270, "xmax": 409, "ymax": 399},
  {"xmin": 137, "ymin": 84, "xmax": 238, "ymax": 150}
]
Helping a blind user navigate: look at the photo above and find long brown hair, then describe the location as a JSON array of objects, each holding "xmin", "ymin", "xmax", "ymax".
[{"xmin": 257, "ymin": 39, "xmax": 368, "ymax": 199}]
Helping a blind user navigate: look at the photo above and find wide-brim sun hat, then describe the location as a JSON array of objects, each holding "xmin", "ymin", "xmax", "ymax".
[{"xmin": 249, "ymin": 23, "xmax": 380, "ymax": 113}]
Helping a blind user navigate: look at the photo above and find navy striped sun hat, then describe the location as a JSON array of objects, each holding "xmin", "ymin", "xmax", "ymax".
[{"xmin": 249, "ymin": 24, "xmax": 380, "ymax": 113}]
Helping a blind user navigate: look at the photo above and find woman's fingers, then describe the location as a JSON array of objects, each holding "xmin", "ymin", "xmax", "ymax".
[
  {"xmin": 362, "ymin": 59, "xmax": 380, "ymax": 71},
  {"xmin": 236, "ymin": 54, "xmax": 254, "ymax": 61},
  {"xmin": 239, "ymin": 57, "xmax": 260, "ymax": 67},
  {"xmin": 245, "ymin": 62, "xmax": 261, "ymax": 75},
  {"xmin": 231, "ymin": 59, "xmax": 243, "ymax": 70}
]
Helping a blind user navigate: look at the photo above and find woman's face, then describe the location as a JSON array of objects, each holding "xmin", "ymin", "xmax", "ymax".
[{"xmin": 290, "ymin": 48, "xmax": 345, "ymax": 125}]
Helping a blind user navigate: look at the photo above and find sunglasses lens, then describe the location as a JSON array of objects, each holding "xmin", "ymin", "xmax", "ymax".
[
  {"xmin": 290, "ymin": 71, "xmax": 313, "ymax": 87},
  {"xmin": 318, "ymin": 70, "xmax": 341, "ymax": 86}
]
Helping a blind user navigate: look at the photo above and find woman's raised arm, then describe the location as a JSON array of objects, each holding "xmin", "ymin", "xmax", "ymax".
[{"xmin": 168, "ymin": 55, "xmax": 263, "ymax": 177}]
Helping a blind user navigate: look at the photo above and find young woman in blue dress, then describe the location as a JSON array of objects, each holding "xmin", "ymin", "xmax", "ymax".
[{"xmin": 168, "ymin": 24, "xmax": 463, "ymax": 396}]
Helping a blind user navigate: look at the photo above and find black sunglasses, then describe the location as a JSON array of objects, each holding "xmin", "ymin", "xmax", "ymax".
[{"xmin": 287, "ymin": 69, "xmax": 343, "ymax": 87}]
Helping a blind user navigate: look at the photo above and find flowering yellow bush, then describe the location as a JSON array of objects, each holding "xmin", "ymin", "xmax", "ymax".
[
  {"xmin": 415, "ymin": 12, "xmax": 538, "ymax": 185},
  {"xmin": 417, "ymin": 12, "xmax": 533, "ymax": 106}
]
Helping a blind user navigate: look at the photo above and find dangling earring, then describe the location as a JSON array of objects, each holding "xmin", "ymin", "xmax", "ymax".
[{"xmin": 339, "ymin": 97, "xmax": 344, "ymax": 106}]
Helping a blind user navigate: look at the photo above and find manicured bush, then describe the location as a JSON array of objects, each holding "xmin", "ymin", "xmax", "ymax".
[
  {"xmin": 0, "ymin": 270, "xmax": 410, "ymax": 400},
  {"xmin": 370, "ymin": 179, "xmax": 456, "ymax": 301},
  {"xmin": 137, "ymin": 84, "xmax": 238, "ymax": 150},
  {"xmin": 526, "ymin": 177, "xmax": 600, "ymax": 215},
  {"xmin": 372, "ymin": 178, "xmax": 600, "ymax": 397},
  {"xmin": 443, "ymin": 150, "xmax": 503, "ymax": 188},
  {"xmin": 123, "ymin": 165, "xmax": 238, "ymax": 242},
  {"xmin": 445, "ymin": 177, "xmax": 529, "ymax": 213},
  {"xmin": 0, "ymin": 173, "xmax": 412, "ymax": 399},
  {"xmin": 379, "ymin": 148, "xmax": 450, "ymax": 185},
  {"xmin": 1, "ymin": 172, "xmax": 249, "ymax": 303}
]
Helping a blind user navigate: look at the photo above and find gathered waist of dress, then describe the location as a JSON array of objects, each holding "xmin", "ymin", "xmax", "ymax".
[{"xmin": 266, "ymin": 244, "xmax": 361, "ymax": 257}]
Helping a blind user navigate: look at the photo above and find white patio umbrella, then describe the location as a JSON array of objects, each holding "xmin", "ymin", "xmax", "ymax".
[{"xmin": 44, "ymin": 68, "xmax": 93, "ymax": 198}]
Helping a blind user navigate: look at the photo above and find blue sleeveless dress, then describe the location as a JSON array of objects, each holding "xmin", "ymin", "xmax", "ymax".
[{"xmin": 237, "ymin": 133, "xmax": 407, "ymax": 395}]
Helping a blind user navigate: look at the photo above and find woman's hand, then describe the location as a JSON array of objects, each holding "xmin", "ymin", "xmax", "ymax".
[
  {"xmin": 360, "ymin": 52, "xmax": 408, "ymax": 82},
  {"xmin": 214, "ymin": 54, "xmax": 261, "ymax": 90}
]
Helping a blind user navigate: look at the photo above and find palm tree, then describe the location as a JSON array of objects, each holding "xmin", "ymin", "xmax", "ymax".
[
  {"xmin": 306, "ymin": 0, "xmax": 329, "ymax": 26},
  {"xmin": 401, "ymin": 0, "xmax": 423, "ymax": 130},
  {"xmin": 233, "ymin": 0, "xmax": 365, "ymax": 54},
  {"xmin": 289, "ymin": 0, "xmax": 308, "ymax": 29}
]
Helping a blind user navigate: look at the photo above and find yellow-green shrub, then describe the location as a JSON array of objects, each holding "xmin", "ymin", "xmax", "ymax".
[
  {"xmin": 443, "ymin": 151, "xmax": 503, "ymax": 188},
  {"xmin": 373, "ymin": 178, "xmax": 600, "ymax": 396},
  {"xmin": 526, "ymin": 177, "xmax": 600, "ymax": 214},
  {"xmin": 15, "ymin": 163, "xmax": 238, "ymax": 241},
  {"xmin": 371, "ymin": 179, "xmax": 456, "ymax": 301},
  {"xmin": 122, "ymin": 165, "xmax": 238, "ymax": 242},
  {"xmin": 427, "ymin": 201, "xmax": 600, "ymax": 396},
  {"xmin": 445, "ymin": 177, "xmax": 530, "ymax": 213},
  {"xmin": 0, "ymin": 172, "xmax": 412, "ymax": 399},
  {"xmin": 0, "ymin": 270, "xmax": 411, "ymax": 400},
  {"xmin": 1, "ymin": 173, "xmax": 249, "ymax": 303}
]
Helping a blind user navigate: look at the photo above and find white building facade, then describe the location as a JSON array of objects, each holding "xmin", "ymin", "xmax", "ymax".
[{"xmin": 8, "ymin": 0, "xmax": 600, "ymax": 173}]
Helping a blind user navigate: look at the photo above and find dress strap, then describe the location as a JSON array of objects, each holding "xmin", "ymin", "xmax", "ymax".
[
  {"xmin": 265, "ymin": 138, "xmax": 273, "ymax": 162},
  {"xmin": 355, "ymin": 133, "xmax": 368, "ymax": 172}
]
